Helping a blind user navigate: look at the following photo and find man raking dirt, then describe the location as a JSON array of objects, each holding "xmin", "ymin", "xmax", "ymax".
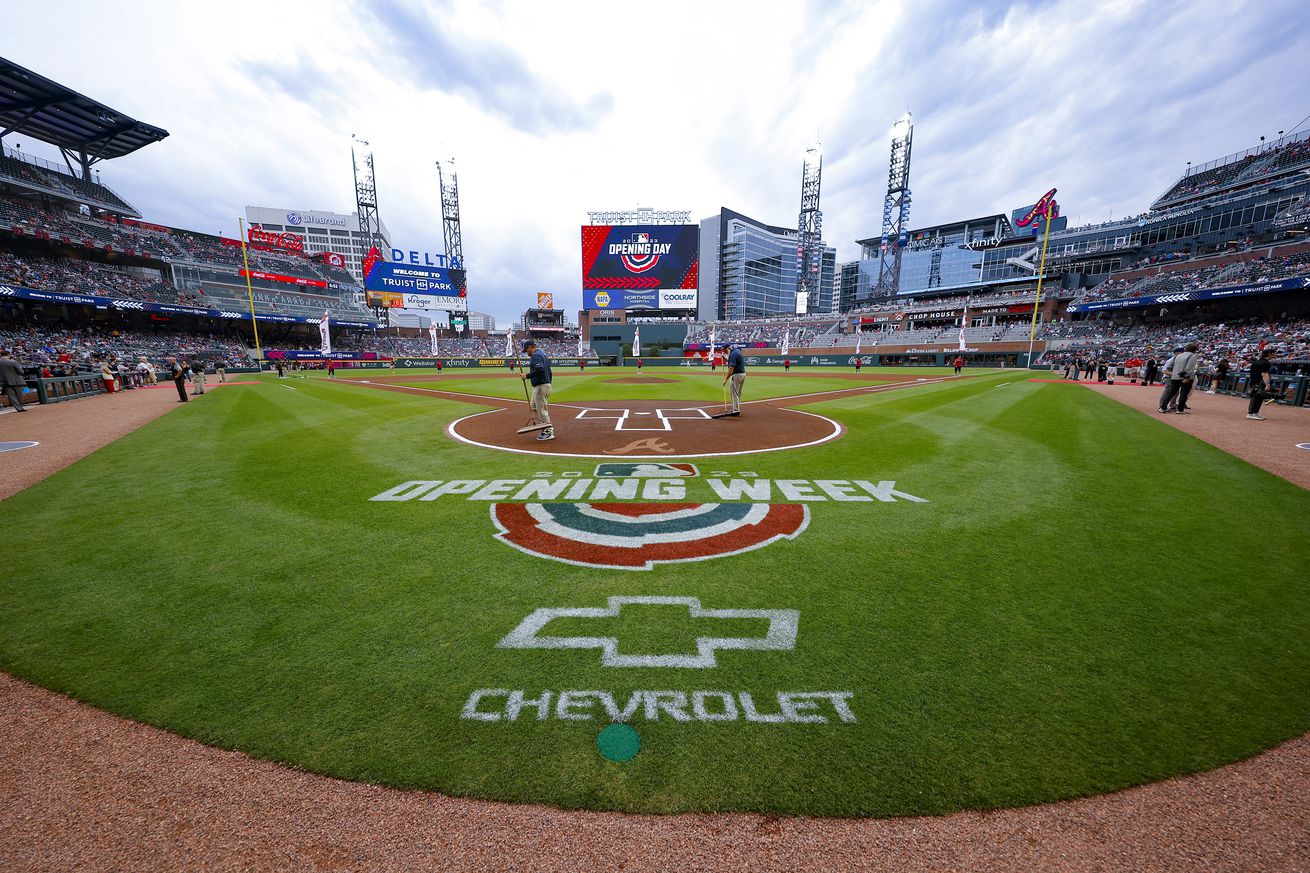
[
  {"xmin": 518, "ymin": 339, "xmax": 555, "ymax": 440},
  {"xmin": 712, "ymin": 344, "xmax": 746, "ymax": 419}
]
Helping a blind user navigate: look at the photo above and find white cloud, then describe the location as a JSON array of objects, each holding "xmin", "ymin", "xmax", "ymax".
[{"xmin": 5, "ymin": 0, "xmax": 1310, "ymax": 325}]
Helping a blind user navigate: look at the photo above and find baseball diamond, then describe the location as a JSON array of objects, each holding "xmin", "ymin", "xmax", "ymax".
[
  {"xmin": 4, "ymin": 20, "xmax": 1310, "ymax": 868},
  {"xmin": 4, "ymin": 363, "xmax": 1309, "ymax": 830}
]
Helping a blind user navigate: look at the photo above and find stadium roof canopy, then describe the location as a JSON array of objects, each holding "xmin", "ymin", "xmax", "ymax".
[{"xmin": 0, "ymin": 56, "xmax": 168, "ymax": 168}]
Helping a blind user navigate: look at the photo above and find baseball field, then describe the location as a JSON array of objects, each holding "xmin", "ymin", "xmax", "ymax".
[{"xmin": 2, "ymin": 367, "xmax": 1308, "ymax": 818}]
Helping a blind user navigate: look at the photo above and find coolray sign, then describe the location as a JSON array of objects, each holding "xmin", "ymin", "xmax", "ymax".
[
  {"xmin": 365, "ymin": 261, "xmax": 468, "ymax": 312},
  {"xmin": 390, "ymin": 248, "xmax": 460, "ymax": 268},
  {"xmin": 460, "ymin": 689, "xmax": 856, "ymax": 723},
  {"xmin": 658, "ymin": 288, "xmax": 697, "ymax": 309},
  {"xmin": 497, "ymin": 596, "xmax": 797, "ymax": 668}
]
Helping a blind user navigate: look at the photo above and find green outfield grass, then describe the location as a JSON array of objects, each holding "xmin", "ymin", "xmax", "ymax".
[
  {"xmin": 2, "ymin": 369, "xmax": 1308, "ymax": 816},
  {"xmin": 340, "ymin": 366, "xmax": 994, "ymax": 403}
]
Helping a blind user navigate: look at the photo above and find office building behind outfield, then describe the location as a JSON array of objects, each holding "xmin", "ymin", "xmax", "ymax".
[
  {"xmin": 245, "ymin": 205, "xmax": 392, "ymax": 283},
  {"xmin": 699, "ymin": 208, "xmax": 836, "ymax": 321}
]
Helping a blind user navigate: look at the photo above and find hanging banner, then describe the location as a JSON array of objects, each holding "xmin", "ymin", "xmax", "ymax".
[{"xmin": 319, "ymin": 311, "xmax": 332, "ymax": 355}]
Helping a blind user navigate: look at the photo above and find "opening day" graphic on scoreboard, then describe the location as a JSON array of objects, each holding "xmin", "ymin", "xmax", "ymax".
[{"xmin": 581, "ymin": 224, "xmax": 698, "ymax": 310}]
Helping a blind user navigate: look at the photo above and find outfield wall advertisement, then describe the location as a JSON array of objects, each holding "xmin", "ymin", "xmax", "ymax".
[
  {"xmin": 581, "ymin": 224, "xmax": 698, "ymax": 310},
  {"xmin": 394, "ymin": 356, "xmax": 598, "ymax": 369}
]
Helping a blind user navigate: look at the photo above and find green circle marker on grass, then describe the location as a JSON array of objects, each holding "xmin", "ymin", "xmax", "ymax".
[{"xmin": 597, "ymin": 723, "xmax": 641, "ymax": 762}]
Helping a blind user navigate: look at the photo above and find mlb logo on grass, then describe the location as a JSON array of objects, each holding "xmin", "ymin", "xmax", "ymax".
[{"xmin": 595, "ymin": 463, "xmax": 697, "ymax": 478}]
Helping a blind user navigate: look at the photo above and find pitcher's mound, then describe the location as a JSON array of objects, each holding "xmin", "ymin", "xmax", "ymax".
[{"xmin": 604, "ymin": 377, "xmax": 677, "ymax": 384}]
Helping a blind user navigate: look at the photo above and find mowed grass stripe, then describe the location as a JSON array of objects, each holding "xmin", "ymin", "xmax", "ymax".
[{"xmin": 0, "ymin": 372, "xmax": 1306, "ymax": 816}]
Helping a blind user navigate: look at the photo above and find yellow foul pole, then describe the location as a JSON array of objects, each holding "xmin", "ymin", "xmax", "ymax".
[
  {"xmin": 237, "ymin": 218, "xmax": 264, "ymax": 367},
  {"xmin": 1026, "ymin": 210, "xmax": 1054, "ymax": 367}
]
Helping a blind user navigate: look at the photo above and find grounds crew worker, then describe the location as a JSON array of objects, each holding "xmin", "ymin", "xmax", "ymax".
[
  {"xmin": 722, "ymin": 344, "xmax": 746, "ymax": 416},
  {"xmin": 522, "ymin": 339, "xmax": 554, "ymax": 441}
]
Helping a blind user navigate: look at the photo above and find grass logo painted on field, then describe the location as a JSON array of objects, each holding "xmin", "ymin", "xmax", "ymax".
[{"xmin": 490, "ymin": 502, "xmax": 809, "ymax": 571}]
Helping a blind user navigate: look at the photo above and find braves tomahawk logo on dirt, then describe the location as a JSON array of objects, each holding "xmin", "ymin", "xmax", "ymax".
[{"xmin": 489, "ymin": 502, "xmax": 810, "ymax": 571}]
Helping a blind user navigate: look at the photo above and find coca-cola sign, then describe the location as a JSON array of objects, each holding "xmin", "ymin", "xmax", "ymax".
[{"xmin": 248, "ymin": 227, "xmax": 305, "ymax": 254}]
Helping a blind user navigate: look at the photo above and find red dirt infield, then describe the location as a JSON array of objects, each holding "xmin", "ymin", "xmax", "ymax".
[{"xmin": 450, "ymin": 400, "xmax": 843, "ymax": 458}]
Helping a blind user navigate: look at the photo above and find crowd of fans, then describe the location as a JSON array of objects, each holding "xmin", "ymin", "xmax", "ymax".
[
  {"xmin": 1077, "ymin": 248, "xmax": 1310, "ymax": 303},
  {"xmin": 1156, "ymin": 134, "xmax": 1310, "ymax": 204},
  {"xmin": 1046, "ymin": 318, "xmax": 1310, "ymax": 377},
  {"xmin": 0, "ymin": 153, "xmax": 135, "ymax": 211},
  {"xmin": 0, "ymin": 323, "xmax": 252, "ymax": 373},
  {"xmin": 0, "ymin": 250, "xmax": 205, "ymax": 305}
]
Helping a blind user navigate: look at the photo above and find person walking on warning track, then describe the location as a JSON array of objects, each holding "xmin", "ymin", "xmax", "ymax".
[
  {"xmin": 1246, "ymin": 348, "xmax": 1277, "ymax": 420},
  {"xmin": 953, "ymin": 355, "xmax": 964, "ymax": 375},
  {"xmin": 0, "ymin": 350, "xmax": 28, "ymax": 412},
  {"xmin": 521, "ymin": 339, "xmax": 554, "ymax": 440},
  {"xmin": 723, "ymin": 344, "xmax": 746, "ymax": 416},
  {"xmin": 169, "ymin": 357, "xmax": 188, "ymax": 403}
]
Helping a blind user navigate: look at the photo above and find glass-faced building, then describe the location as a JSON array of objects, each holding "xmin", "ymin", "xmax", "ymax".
[
  {"xmin": 699, "ymin": 208, "xmax": 836, "ymax": 320},
  {"xmin": 854, "ymin": 213, "xmax": 1054, "ymax": 305}
]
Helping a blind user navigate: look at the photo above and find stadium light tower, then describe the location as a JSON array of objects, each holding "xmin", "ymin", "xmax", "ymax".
[
  {"xmin": 796, "ymin": 143, "xmax": 823, "ymax": 315},
  {"xmin": 351, "ymin": 135, "xmax": 386, "ymax": 263},
  {"xmin": 436, "ymin": 158, "xmax": 464, "ymax": 270},
  {"xmin": 874, "ymin": 112, "xmax": 914, "ymax": 298}
]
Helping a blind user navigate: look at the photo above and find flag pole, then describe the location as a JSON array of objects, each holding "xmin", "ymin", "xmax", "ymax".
[
  {"xmin": 238, "ymin": 218, "xmax": 264, "ymax": 368},
  {"xmin": 1026, "ymin": 211, "xmax": 1054, "ymax": 367}
]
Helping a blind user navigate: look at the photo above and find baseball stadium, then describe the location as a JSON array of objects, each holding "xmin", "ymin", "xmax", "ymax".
[{"xmin": 3, "ymin": 24, "xmax": 1310, "ymax": 873}]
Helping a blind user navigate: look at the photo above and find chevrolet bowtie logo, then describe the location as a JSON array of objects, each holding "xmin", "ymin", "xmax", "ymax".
[{"xmin": 496, "ymin": 596, "xmax": 799, "ymax": 668}]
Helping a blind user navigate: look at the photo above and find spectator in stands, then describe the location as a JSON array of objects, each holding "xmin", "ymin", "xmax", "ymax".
[
  {"xmin": 99, "ymin": 359, "xmax": 116, "ymax": 394},
  {"xmin": 0, "ymin": 350, "xmax": 28, "ymax": 412}
]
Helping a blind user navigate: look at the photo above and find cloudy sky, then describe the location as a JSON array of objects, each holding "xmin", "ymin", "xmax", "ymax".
[{"xmin": 7, "ymin": 0, "xmax": 1310, "ymax": 325}]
